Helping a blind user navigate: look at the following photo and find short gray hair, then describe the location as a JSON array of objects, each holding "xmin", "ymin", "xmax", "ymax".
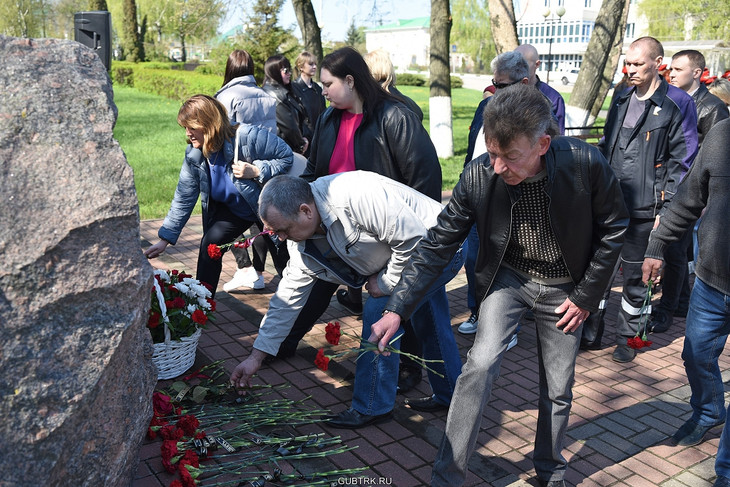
[
  {"xmin": 258, "ymin": 175, "xmax": 314, "ymax": 221},
  {"xmin": 483, "ymin": 84, "xmax": 558, "ymax": 148},
  {"xmin": 491, "ymin": 51, "xmax": 529, "ymax": 83}
]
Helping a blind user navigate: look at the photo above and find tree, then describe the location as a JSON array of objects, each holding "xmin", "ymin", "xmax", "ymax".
[
  {"xmin": 237, "ymin": 0, "xmax": 297, "ymax": 81},
  {"xmin": 166, "ymin": 0, "xmax": 224, "ymax": 62},
  {"xmin": 121, "ymin": 0, "xmax": 142, "ymax": 61},
  {"xmin": 345, "ymin": 20, "xmax": 365, "ymax": 51},
  {"xmin": 429, "ymin": 0, "xmax": 453, "ymax": 157},
  {"xmin": 638, "ymin": 0, "xmax": 730, "ymax": 41},
  {"xmin": 565, "ymin": 0, "xmax": 630, "ymax": 130},
  {"xmin": 0, "ymin": 0, "xmax": 48, "ymax": 37},
  {"xmin": 451, "ymin": 0, "xmax": 495, "ymax": 73},
  {"xmin": 291, "ymin": 0, "xmax": 322, "ymax": 72},
  {"xmin": 89, "ymin": 0, "xmax": 108, "ymax": 10},
  {"xmin": 487, "ymin": 0, "xmax": 517, "ymax": 54}
]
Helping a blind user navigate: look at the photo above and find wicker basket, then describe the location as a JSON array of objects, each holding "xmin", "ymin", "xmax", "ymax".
[{"xmin": 151, "ymin": 328, "xmax": 202, "ymax": 380}]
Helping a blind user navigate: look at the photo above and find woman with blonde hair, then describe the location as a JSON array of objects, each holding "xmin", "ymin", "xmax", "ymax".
[
  {"xmin": 709, "ymin": 78, "xmax": 730, "ymax": 106},
  {"xmin": 291, "ymin": 51, "xmax": 326, "ymax": 136},
  {"xmin": 144, "ymin": 95, "xmax": 293, "ymax": 295},
  {"xmin": 363, "ymin": 49, "xmax": 423, "ymax": 120}
]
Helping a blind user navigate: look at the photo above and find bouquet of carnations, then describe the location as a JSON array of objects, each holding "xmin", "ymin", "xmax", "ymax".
[{"xmin": 147, "ymin": 269, "xmax": 216, "ymax": 344}]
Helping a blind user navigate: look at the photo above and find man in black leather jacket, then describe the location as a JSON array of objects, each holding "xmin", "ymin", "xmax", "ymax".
[
  {"xmin": 648, "ymin": 50, "xmax": 730, "ymax": 334},
  {"xmin": 369, "ymin": 85, "xmax": 629, "ymax": 487}
]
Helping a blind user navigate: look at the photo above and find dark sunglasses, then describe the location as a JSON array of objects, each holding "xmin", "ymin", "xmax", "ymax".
[
  {"xmin": 492, "ymin": 78, "xmax": 521, "ymax": 90},
  {"xmin": 282, "ymin": 68, "xmax": 291, "ymax": 75}
]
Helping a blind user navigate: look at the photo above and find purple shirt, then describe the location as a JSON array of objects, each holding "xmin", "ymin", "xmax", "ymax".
[{"xmin": 536, "ymin": 76, "xmax": 566, "ymax": 134}]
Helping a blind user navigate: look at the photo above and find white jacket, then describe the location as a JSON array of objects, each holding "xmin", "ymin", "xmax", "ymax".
[{"xmin": 253, "ymin": 171, "xmax": 444, "ymax": 355}]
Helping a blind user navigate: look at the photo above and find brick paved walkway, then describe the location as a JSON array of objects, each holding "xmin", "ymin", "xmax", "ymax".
[{"xmin": 135, "ymin": 211, "xmax": 729, "ymax": 487}]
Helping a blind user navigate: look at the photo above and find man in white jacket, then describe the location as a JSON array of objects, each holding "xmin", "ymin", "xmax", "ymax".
[{"xmin": 230, "ymin": 171, "xmax": 466, "ymax": 428}]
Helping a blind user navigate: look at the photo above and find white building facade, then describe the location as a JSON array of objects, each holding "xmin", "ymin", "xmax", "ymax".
[{"xmin": 515, "ymin": 0, "xmax": 647, "ymax": 80}]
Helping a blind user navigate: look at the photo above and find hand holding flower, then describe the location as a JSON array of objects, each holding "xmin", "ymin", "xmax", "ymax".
[
  {"xmin": 369, "ymin": 311, "xmax": 402, "ymax": 354},
  {"xmin": 232, "ymin": 159, "xmax": 261, "ymax": 179}
]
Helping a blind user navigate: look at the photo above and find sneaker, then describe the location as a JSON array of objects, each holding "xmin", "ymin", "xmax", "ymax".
[
  {"xmin": 457, "ymin": 313, "xmax": 478, "ymax": 334},
  {"xmin": 506, "ymin": 332, "xmax": 518, "ymax": 351},
  {"xmin": 250, "ymin": 274, "xmax": 265, "ymax": 290},
  {"xmin": 223, "ymin": 267, "xmax": 262, "ymax": 292}
]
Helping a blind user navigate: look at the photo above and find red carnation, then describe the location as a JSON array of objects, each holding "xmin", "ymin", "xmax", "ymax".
[
  {"xmin": 148, "ymin": 310, "xmax": 162, "ymax": 329},
  {"xmin": 191, "ymin": 309, "xmax": 208, "ymax": 325},
  {"xmin": 160, "ymin": 424, "xmax": 184, "ymax": 441},
  {"xmin": 206, "ymin": 298, "xmax": 216, "ymax": 312},
  {"xmin": 194, "ymin": 430, "xmax": 207, "ymax": 440},
  {"xmin": 153, "ymin": 392, "xmax": 174, "ymax": 416},
  {"xmin": 177, "ymin": 414, "xmax": 200, "ymax": 437},
  {"xmin": 172, "ymin": 297, "xmax": 186, "ymax": 309},
  {"xmin": 162, "ymin": 458, "xmax": 176, "ymax": 474},
  {"xmin": 314, "ymin": 348, "xmax": 330, "ymax": 371},
  {"xmin": 180, "ymin": 466, "xmax": 197, "ymax": 487},
  {"xmin": 207, "ymin": 244, "xmax": 222, "ymax": 260},
  {"xmin": 627, "ymin": 336, "xmax": 652, "ymax": 350},
  {"xmin": 161, "ymin": 440, "xmax": 179, "ymax": 461},
  {"xmin": 325, "ymin": 321, "xmax": 341, "ymax": 345},
  {"xmin": 179, "ymin": 272, "xmax": 192, "ymax": 279},
  {"xmin": 179, "ymin": 450, "xmax": 200, "ymax": 469}
]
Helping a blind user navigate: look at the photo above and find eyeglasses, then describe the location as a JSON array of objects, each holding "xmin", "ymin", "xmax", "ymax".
[
  {"xmin": 282, "ymin": 68, "xmax": 291, "ymax": 75},
  {"xmin": 492, "ymin": 78, "xmax": 521, "ymax": 90}
]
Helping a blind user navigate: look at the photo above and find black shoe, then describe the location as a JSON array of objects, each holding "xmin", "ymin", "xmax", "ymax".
[
  {"xmin": 672, "ymin": 419, "xmax": 725, "ymax": 446},
  {"xmin": 649, "ymin": 310, "xmax": 673, "ymax": 333},
  {"xmin": 404, "ymin": 395, "xmax": 449, "ymax": 412},
  {"xmin": 612, "ymin": 343, "xmax": 637, "ymax": 363},
  {"xmin": 324, "ymin": 408, "xmax": 392, "ymax": 429},
  {"xmin": 336, "ymin": 289, "xmax": 363, "ymax": 315},
  {"xmin": 675, "ymin": 305, "xmax": 689, "ymax": 318},
  {"xmin": 397, "ymin": 366, "xmax": 422, "ymax": 394},
  {"xmin": 579, "ymin": 339, "xmax": 601, "ymax": 351},
  {"xmin": 539, "ymin": 480, "xmax": 565, "ymax": 487}
]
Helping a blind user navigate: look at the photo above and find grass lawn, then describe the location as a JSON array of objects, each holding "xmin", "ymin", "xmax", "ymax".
[
  {"xmin": 114, "ymin": 84, "xmax": 484, "ymax": 219},
  {"xmin": 114, "ymin": 84, "xmax": 605, "ymax": 219}
]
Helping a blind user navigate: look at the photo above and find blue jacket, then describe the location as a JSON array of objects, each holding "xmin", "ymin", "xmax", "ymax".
[
  {"xmin": 158, "ymin": 124, "xmax": 293, "ymax": 245},
  {"xmin": 600, "ymin": 77, "xmax": 698, "ymax": 219}
]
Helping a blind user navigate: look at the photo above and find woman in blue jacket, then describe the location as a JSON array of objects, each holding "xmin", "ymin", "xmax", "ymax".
[{"xmin": 144, "ymin": 95, "xmax": 293, "ymax": 296}]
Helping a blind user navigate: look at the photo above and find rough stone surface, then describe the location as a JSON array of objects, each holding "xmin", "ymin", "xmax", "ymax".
[{"xmin": 0, "ymin": 36, "xmax": 157, "ymax": 486}]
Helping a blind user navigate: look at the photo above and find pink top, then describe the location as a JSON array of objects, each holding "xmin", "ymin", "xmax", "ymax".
[{"xmin": 328, "ymin": 111, "xmax": 363, "ymax": 174}]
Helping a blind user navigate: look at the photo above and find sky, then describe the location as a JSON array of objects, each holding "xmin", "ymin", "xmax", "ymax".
[{"xmin": 222, "ymin": 0, "xmax": 433, "ymax": 42}]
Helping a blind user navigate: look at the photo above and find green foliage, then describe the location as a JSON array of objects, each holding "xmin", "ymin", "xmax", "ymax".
[
  {"xmin": 235, "ymin": 0, "xmax": 300, "ymax": 81},
  {"xmin": 344, "ymin": 20, "xmax": 365, "ymax": 51},
  {"xmin": 450, "ymin": 76, "xmax": 464, "ymax": 89},
  {"xmin": 638, "ymin": 0, "xmax": 730, "ymax": 41},
  {"xmin": 121, "ymin": 0, "xmax": 142, "ymax": 61},
  {"xmin": 451, "ymin": 0, "xmax": 496, "ymax": 73},
  {"xmin": 397, "ymin": 73, "xmax": 427, "ymax": 86}
]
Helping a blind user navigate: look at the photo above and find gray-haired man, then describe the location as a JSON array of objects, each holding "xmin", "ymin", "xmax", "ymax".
[{"xmin": 370, "ymin": 84, "xmax": 629, "ymax": 486}]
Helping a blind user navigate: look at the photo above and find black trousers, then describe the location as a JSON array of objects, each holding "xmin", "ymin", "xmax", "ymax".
[
  {"xmin": 197, "ymin": 204, "xmax": 256, "ymax": 298},
  {"xmin": 230, "ymin": 220, "xmax": 289, "ymax": 276}
]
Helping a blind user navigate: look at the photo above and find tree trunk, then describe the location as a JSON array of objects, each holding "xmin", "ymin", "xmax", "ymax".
[
  {"xmin": 429, "ymin": 0, "xmax": 453, "ymax": 158},
  {"xmin": 89, "ymin": 0, "xmax": 109, "ymax": 10},
  {"xmin": 292, "ymin": 0, "xmax": 323, "ymax": 78},
  {"xmin": 565, "ymin": 0, "xmax": 630, "ymax": 131},
  {"xmin": 487, "ymin": 0, "xmax": 518, "ymax": 54}
]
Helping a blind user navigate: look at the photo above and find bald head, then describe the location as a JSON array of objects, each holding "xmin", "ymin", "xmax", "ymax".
[{"xmin": 515, "ymin": 44, "xmax": 540, "ymax": 85}]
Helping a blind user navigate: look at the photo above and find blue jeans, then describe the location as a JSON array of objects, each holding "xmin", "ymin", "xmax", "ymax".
[
  {"xmin": 351, "ymin": 246, "xmax": 466, "ymax": 416},
  {"xmin": 432, "ymin": 266, "xmax": 581, "ymax": 486},
  {"xmin": 681, "ymin": 278, "xmax": 730, "ymax": 477}
]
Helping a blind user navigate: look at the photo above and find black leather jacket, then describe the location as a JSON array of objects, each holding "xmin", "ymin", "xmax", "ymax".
[
  {"xmin": 262, "ymin": 82, "xmax": 312, "ymax": 154},
  {"xmin": 386, "ymin": 137, "xmax": 629, "ymax": 317},
  {"xmin": 302, "ymin": 99, "xmax": 442, "ymax": 201},
  {"xmin": 693, "ymin": 83, "xmax": 729, "ymax": 146}
]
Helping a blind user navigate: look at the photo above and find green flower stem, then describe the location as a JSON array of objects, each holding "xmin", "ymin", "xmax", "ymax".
[
  {"xmin": 634, "ymin": 279, "xmax": 653, "ymax": 340},
  {"xmin": 329, "ymin": 331, "xmax": 446, "ymax": 378}
]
